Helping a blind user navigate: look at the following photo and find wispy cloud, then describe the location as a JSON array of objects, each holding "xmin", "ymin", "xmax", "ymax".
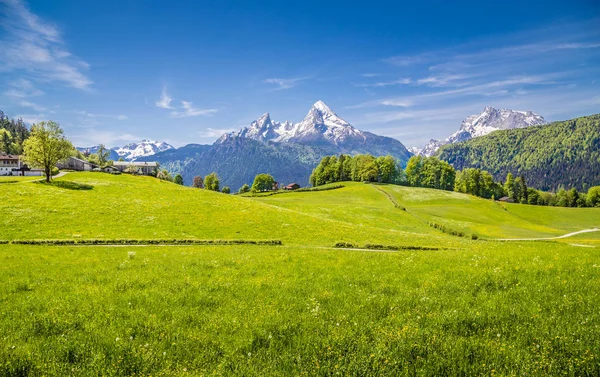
[
  {"xmin": 197, "ymin": 127, "xmax": 234, "ymax": 138},
  {"xmin": 0, "ymin": 0, "xmax": 92, "ymax": 89},
  {"xmin": 19, "ymin": 100, "xmax": 46, "ymax": 111},
  {"xmin": 171, "ymin": 101, "xmax": 218, "ymax": 118},
  {"xmin": 3, "ymin": 79, "xmax": 44, "ymax": 98},
  {"xmin": 155, "ymin": 86, "xmax": 173, "ymax": 109},
  {"xmin": 263, "ymin": 77, "xmax": 308, "ymax": 91},
  {"xmin": 361, "ymin": 73, "xmax": 381, "ymax": 77},
  {"xmin": 354, "ymin": 78, "xmax": 411, "ymax": 88}
]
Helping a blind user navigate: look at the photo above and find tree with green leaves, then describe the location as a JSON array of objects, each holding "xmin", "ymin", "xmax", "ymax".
[
  {"xmin": 97, "ymin": 144, "xmax": 109, "ymax": 166},
  {"xmin": 156, "ymin": 169, "xmax": 172, "ymax": 181},
  {"xmin": 221, "ymin": 186, "xmax": 230, "ymax": 194},
  {"xmin": 204, "ymin": 172, "xmax": 220, "ymax": 191},
  {"xmin": 22, "ymin": 121, "xmax": 74, "ymax": 182},
  {"xmin": 252, "ymin": 173, "xmax": 275, "ymax": 192},
  {"xmin": 504, "ymin": 173, "xmax": 515, "ymax": 200},
  {"xmin": 192, "ymin": 176, "xmax": 204, "ymax": 188},
  {"xmin": 174, "ymin": 174, "xmax": 184, "ymax": 185},
  {"xmin": 238, "ymin": 183, "xmax": 250, "ymax": 194},
  {"xmin": 587, "ymin": 186, "xmax": 600, "ymax": 207}
]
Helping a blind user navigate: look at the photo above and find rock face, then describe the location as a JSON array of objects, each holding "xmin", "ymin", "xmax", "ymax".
[
  {"xmin": 417, "ymin": 106, "xmax": 546, "ymax": 156},
  {"xmin": 145, "ymin": 101, "xmax": 412, "ymax": 189}
]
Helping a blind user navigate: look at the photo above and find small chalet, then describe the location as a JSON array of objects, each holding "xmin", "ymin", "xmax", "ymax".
[
  {"xmin": 112, "ymin": 161, "xmax": 158, "ymax": 175},
  {"xmin": 0, "ymin": 153, "xmax": 20, "ymax": 175},
  {"xmin": 56, "ymin": 156, "xmax": 97, "ymax": 171},
  {"xmin": 0, "ymin": 153, "xmax": 43, "ymax": 176},
  {"xmin": 284, "ymin": 183, "xmax": 300, "ymax": 191}
]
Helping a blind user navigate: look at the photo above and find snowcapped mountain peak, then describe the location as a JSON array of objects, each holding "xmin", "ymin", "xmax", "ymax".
[
  {"xmin": 416, "ymin": 107, "xmax": 545, "ymax": 156},
  {"xmin": 115, "ymin": 140, "xmax": 174, "ymax": 160},
  {"xmin": 217, "ymin": 101, "xmax": 365, "ymax": 146},
  {"xmin": 311, "ymin": 100, "xmax": 334, "ymax": 114}
]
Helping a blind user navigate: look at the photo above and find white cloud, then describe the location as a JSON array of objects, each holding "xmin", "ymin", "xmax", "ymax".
[
  {"xmin": 197, "ymin": 127, "xmax": 234, "ymax": 138},
  {"xmin": 19, "ymin": 100, "xmax": 46, "ymax": 111},
  {"xmin": 3, "ymin": 79, "xmax": 44, "ymax": 98},
  {"xmin": 263, "ymin": 77, "xmax": 308, "ymax": 91},
  {"xmin": 155, "ymin": 86, "xmax": 173, "ymax": 109},
  {"xmin": 361, "ymin": 73, "xmax": 381, "ymax": 77},
  {"xmin": 14, "ymin": 113, "xmax": 47, "ymax": 125},
  {"xmin": 116, "ymin": 115, "xmax": 127, "ymax": 120},
  {"xmin": 0, "ymin": 0, "xmax": 92, "ymax": 89},
  {"xmin": 171, "ymin": 101, "xmax": 218, "ymax": 118},
  {"xmin": 354, "ymin": 78, "xmax": 411, "ymax": 88}
]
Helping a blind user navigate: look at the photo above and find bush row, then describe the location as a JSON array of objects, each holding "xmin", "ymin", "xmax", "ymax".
[
  {"xmin": 428, "ymin": 222, "xmax": 479, "ymax": 240},
  {"xmin": 7, "ymin": 239, "xmax": 282, "ymax": 246},
  {"xmin": 246, "ymin": 184, "xmax": 345, "ymax": 197},
  {"xmin": 334, "ymin": 242, "xmax": 439, "ymax": 251}
]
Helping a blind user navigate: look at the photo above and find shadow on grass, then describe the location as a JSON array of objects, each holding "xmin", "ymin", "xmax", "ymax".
[
  {"xmin": 37, "ymin": 180, "xmax": 94, "ymax": 190},
  {"xmin": 0, "ymin": 180, "xmax": 18, "ymax": 184}
]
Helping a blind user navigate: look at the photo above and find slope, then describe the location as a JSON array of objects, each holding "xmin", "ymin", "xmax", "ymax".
[{"xmin": 436, "ymin": 113, "xmax": 600, "ymax": 190}]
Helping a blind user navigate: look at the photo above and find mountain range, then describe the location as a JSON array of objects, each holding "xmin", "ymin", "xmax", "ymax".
[
  {"xmin": 437, "ymin": 113, "xmax": 600, "ymax": 191},
  {"xmin": 140, "ymin": 101, "xmax": 412, "ymax": 189},
  {"xmin": 416, "ymin": 107, "xmax": 546, "ymax": 156},
  {"xmin": 77, "ymin": 140, "xmax": 174, "ymax": 161}
]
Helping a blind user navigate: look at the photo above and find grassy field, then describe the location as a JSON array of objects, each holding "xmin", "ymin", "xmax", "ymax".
[{"xmin": 1, "ymin": 173, "xmax": 599, "ymax": 376}]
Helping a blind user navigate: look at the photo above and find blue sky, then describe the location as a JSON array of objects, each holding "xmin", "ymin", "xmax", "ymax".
[{"xmin": 1, "ymin": 0, "xmax": 599, "ymax": 148}]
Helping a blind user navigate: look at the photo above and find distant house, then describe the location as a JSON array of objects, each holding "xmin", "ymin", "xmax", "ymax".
[
  {"xmin": 498, "ymin": 196, "xmax": 515, "ymax": 203},
  {"xmin": 0, "ymin": 153, "xmax": 43, "ymax": 176},
  {"xmin": 56, "ymin": 156, "xmax": 97, "ymax": 171},
  {"xmin": 102, "ymin": 165, "xmax": 120, "ymax": 173},
  {"xmin": 284, "ymin": 183, "xmax": 300, "ymax": 190},
  {"xmin": 273, "ymin": 181, "xmax": 279, "ymax": 190},
  {"xmin": 0, "ymin": 153, "xmax": 21, "ymax": 175},
  {"xmin": 112, "ymin": 161, "xmax": 158, "ymax": 175}
]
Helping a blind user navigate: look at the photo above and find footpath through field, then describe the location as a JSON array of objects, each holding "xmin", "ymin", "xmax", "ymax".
[{"xmin": 497, "ymin": 228, "xmax": 600, "ymax": 241}]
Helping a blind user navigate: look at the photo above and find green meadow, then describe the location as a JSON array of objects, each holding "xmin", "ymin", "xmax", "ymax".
[{"xmin": 1, "ymin": 173, "xmax": 599, "ymax": 376}]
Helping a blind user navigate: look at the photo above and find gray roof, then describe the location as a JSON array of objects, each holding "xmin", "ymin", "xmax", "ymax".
[{"xmin": 113, "ymin": 161, "xmax": 158, "ymax": 167}]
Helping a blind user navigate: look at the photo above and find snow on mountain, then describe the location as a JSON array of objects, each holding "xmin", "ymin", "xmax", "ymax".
[
  {"xmin": 114, "ymin": 140, "xmax": 174, "ymax": 160},
  {"xmin": 417, "ymin": 106, "xmax": 545, "ymax": 156},
  {"xmin": 218, "ymin": 100, "xmax": 367, "ymax": 146}
]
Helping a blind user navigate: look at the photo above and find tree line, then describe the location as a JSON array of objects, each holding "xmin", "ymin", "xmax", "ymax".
[
  {"xmin": 310, "ymin": 154, "xmax": 600, "ymax": 208},
  {"xmin": 0, "ymin": 111, "xmax": 30, "ymax": 155},
  {"xmin": 309, "ymin": 154, "xmax": 402, "ymax": 186}
]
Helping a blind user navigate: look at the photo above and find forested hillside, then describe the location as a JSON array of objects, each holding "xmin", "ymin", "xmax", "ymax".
[
  {"xmin": 0, "ymin": 111, "xmax": 30, "ymax": 154},
  {"xmin": 437, "ymin": 114, "xmax": 600, "ymax": 191}
]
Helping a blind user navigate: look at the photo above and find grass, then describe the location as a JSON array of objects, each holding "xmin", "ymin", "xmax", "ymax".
[
  {"xmin": 1, "ymin": 243, "xmax": 598, "ymax": 376},
  {"xmin": 1, "ymin": 173, "xmax": 599, "ymax": 375}
]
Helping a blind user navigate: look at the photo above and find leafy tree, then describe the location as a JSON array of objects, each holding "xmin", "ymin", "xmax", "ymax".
[
  {"xmin": 156, "ymin": 169, "xmax": 172, "ymax": 181},
  {"xmin": 238, "ymin": 183, "xmax": 250, "ymax": 194},
  {"xmin": 192, "ymin": 175, "xmax": 204, "ymax": 188},
  {"xmin": 204, "ymin": 172, "xmax": 220, "ymax": 191},
  {"xmin": 118, "ymin": 157, "xmax": 125, "ymax": 162},
  {"xmin": 405, "ymin": 156, "xmax": 424, "ymax": 187},
  {"xmin": 97, "ymin": 144, "xmax": 109, "ymax": 166},
  {"xmin": 22, "ymin": 121, "xmax": 74, "ymax": 182},
  {"xmin": 174, "ymin": 174, "xmax": 184, "ymax": 185},
  {"xmin": 221, "ymin": 186, "xmax": 230, "ymax": 194},
  {"xmin": 587, "ymin": 186, "xmax": 600, "ymax": 207},
  {"xmin": 504, "ymin": 173, "xmax": 515, "ymax": 200},
  {"xmin": 252, "ymin": 173, "xmax": 276, "ymax": 192}
]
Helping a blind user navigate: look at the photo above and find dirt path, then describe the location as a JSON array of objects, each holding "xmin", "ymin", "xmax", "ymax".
[
  {"xmin": 24, "ymin": 171, "xmax": 69, "ymax": 182},
  {"xmin": 497, "ymin": 228, "xmax": 600, "ymax": 241}
]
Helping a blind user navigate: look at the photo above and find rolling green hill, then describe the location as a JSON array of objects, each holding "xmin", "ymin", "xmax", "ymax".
[
  {"xmin": 437, "ymin": 113, "xmax": 600, "ymax": 191},
  {"xmin": 1, "ymin": 173, "xmax": 599, "ymax": 376}
]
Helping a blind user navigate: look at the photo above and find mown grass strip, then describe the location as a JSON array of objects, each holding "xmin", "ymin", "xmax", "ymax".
[
  {"xmin": 334, "ymin": 242, "xmax": 439, "ymax": 251},
  {"xmin": 8, "ymin": 239, "xmax": 282, "ymax": 246}
]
